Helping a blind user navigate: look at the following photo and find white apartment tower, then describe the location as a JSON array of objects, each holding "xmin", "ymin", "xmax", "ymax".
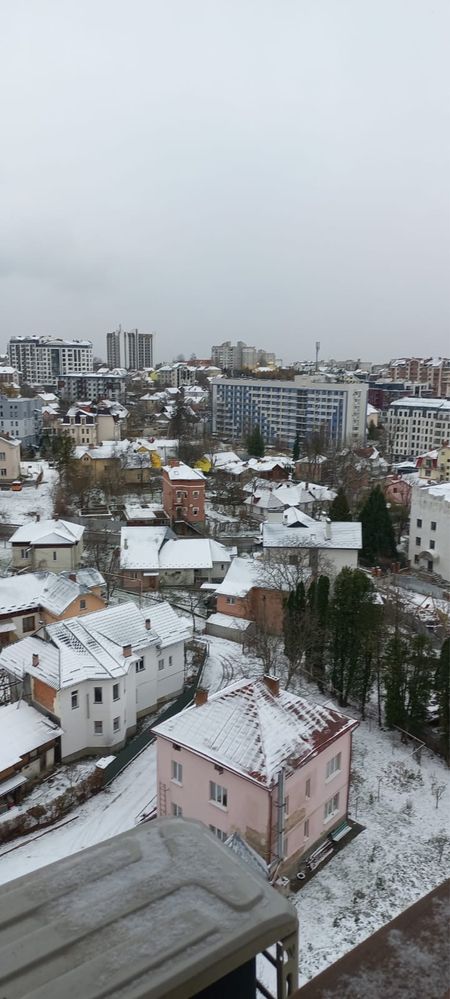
[
  {"xmin": 123, "ymin": 329, "xmax": 154, "ymax": 370},
  {"xmin": 8, "ymin": 336, "xmax": 93, "ymax": 386}
]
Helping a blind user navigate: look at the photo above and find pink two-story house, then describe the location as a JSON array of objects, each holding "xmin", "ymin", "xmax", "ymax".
[{"xmin": 153, "ymin": 675, "xmax": 358, "ymax": 876}]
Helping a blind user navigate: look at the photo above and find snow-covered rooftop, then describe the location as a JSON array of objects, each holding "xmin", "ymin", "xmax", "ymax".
[
  {"xmin": 262, "ymin": 521, "xmax": 362, "ymax": 551},
  {"xmin": 120, "ymin": 527, "xmax": 170, "ymax": 570},
  {"xmin": 0, "ymin": 702, "xmax": 63, "ymax": 774},
  {"xmin": 424, "ymin": 481, "xmax": 450, "ymax": 504},
  {"xmin": 389, "ymin": 396, "xmax": 450, "ymax": 411},
  {"xmin": 214, "ymin": 556, "xmax": 280, "ymax": 597},
  {"xmin": 0, "ymin": 600, "xmax": 188, "ymax": 689},
  {"xmin": 10, "ymin": 519, "xmax": 84, "ymax": 546},
  {"xmin": 162, "ymin": 461, "xmax": 205, "ymax": 481},
  {"xmin": 0, "ymin": 572, "xmax": 96, "ymax": 617},
  {"xmin": 153, "ymin": 677, "xmax": 358, "ymax": 788}
]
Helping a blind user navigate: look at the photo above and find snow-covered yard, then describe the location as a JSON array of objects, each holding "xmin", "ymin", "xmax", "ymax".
[
  {"xmin": 0, "ymin": 634, "xmax": 447, "ymax": 988},
  {"xmin": 0, "ymin": 462, "xmax": 57, "ymax": 525}
]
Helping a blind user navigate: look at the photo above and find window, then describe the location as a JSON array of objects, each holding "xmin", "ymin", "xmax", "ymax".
[
  {"xmin": 20, "ymin": 549, "xmax": 29, "ymax": 560},
  {"xmin": 113, "ymin": 716, "xmax": 120, "ymax": 732},
  {"xmin": 0, "ymin": 469, "xmax": 6, "ymax": 477},
  {"xmin": 192, "ymin": 490, "xmax": 199, "ymax": 498},
  {"xmin": 22, "ymin": 615, "xmax": 35, "ymax": 633},
  {"xmin": 94, "ymin": 720, "xmax": 103, "ymax": 735},
  {"xmin": 80, "ymin": 599, "xmax": 86, "ymax": 609},
  {"xmin": 416, "ymin": 537, "xmax": 421, "ymax": 546},
  {"xmin": 416, "ymin": 518, "xmax": 422, "ymax": 528},
  {"xmin": 429, "ymin": 540, "xmax": 435, "ymax": 550},
  {"xmin": 431, "ymin": 521, "xmax": 436, "ymax": 531},
  {"xmin": 52, "ymin": 551, "xmax": 57, "ymax": 561},
  {"xmin": 414, "ymin": 555, "xmax": 419, "ymax": 565},
  {"xmin": 209, "ymin": 781, "xmax": 228, "ymax": 808},
  {"xmin": 226, "ymin": 596, "xmax": 235, "ymax": 605},
  {"xmin": 94, "ymin": 687, "xmax": 103, "ymax": 703},
  {"xmin": 304, "ymin": 819, "xmax": 310, "ymax": 839},
  {"xmin": 113, "ymin": 683, "xmax": 120, "ymax": 701},
  {"xmin": 324, "ymin": 792, "xmax": 340, "ymax": 821},
  {"xmin": 168, "ymin": 655, "xmax": 173, "ymax": 667},
  {"xmin": 192, "ymin": 507, "xmax": 199, "ymax": 515},
  {"xmin": 171, "ymin": 760, "xmax": 183, "ymax": 784},
  {"xmin": 284, "ymin": 795, "xmax": 289, "ymax": 816},
  {"xmin": 209, "ymin": 825, "xmax": 227, "ymax": 842},
  {"xmin": 326, "ymin": 752, "xmax": 342, "ymax": 780},
  {"xmin": 172, "ymin": 803, "xmax": 183, "ymax": 817},
  {"xmin": 71, "ymin": 690, "xmax": 79, "ymax": 709},
  {"xmin": 135, "ymin": 657, "xmax": 145, "ymax": 672},
  {"xmin": 158, "ymin": 659, "xmax": 164, "ymax": 671},
  {"xmin": 305, "ymin": 778, "xmax": 311, "ymax": 799},
  {"xmin": 0, "ymin": 452, "xmax": 5, "ymax": 460}
]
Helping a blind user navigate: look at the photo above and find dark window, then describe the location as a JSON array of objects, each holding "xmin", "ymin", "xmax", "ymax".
[{"xmin": 94, "ymin": 687, "xmax": 102, "ymax": 703}]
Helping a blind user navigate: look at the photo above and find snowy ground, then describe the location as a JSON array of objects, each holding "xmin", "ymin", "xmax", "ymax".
[
  {"xmin": 0, "ymin": 759, "xmax": 98, "ymax": 828},
  {"xmin": 0, "ymin": 462, "xmax": 57, "ymax": 525},
  {"xmin": 0, "ymin": 745, "xmax": 157, "ymax": 884},
  {"xmin": 0, "ymin": 635, "xmax": 448, "ymax": 987}
]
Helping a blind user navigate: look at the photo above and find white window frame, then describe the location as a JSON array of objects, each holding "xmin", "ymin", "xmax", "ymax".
[
  {"xmin": 304, "ymin": 818, "xmax": 309, "ymax": 839},
  {"xmin": 113, "ymin": 683, "xmax": 120, "ymax": 701},
  {"xmin": 209, "ymin": 781, "xmax": 228, "ymax": 809},
  {"xmin": 172, "ymin": 802, "xmax": 183, "ymax": 817},
  {"xmin": 209, "ymin": 824, "xmax": 227, "ymax": 842},
  {"xmin": 94, "ymin": 720, "xmax": 103, "ymax": 735},
  {"xmin": 71, "ymin": 690, "xmax": 79, "ymax": 710},
  {"xmin": 158, "ymin": 658, "xmax": 165, "ymax": 671},
  {"xmin": 113, "ymin": 716, "xmax": 120, "ymax": 732},
  {"xmin": 326, "ymin": 752, "xmax": 342, "ymax": 782},
  {"xmin": 94, "ymin": 686, "xmax": 103, "ymax": 703},
  {"xmin": 135, "ymin": 657, "xmax": 145, "ymax": 672},
  {"xmin": 171, "ymin": 760, "xmax": 183, "ymax": 785},
  {"xmin": 324, "ymin": 792, "xmax": 340, "ymax": 823},
  {"xmin": 305, "ymin": 777, "xmax": 311, "ymax": 799}
]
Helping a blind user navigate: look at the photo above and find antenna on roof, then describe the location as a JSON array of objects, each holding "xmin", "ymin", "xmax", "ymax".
[{"xmin": 315, "ymin": 341, "xmax": 320, "ymax": 372}]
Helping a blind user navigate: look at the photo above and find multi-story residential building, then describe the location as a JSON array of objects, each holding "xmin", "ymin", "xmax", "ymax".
[
  {"xmin": 10, "ymin": 519, "xmax": 84, "ymax": 573},
  {"xmin": 8, "ymin": 336, "xmax": 93, "ymax": 386},
  {"xmin": 211, "ymin": 376, "xmax": 368, "ymax": 448},
  {"xmin": 162, "ymin": 460, "xmax": 206, "ymax": 527},
  {"xmin": 211, "ymin": 341, "xmax": 276, "ymax": 372},
  {"xmin": 123, "ymin": 329, "xmax": 154, "ymax": 370},
  {"xmin": 0, "ymin": 434, "xmax": 21, "ymax": 483},
  {"xmin": 388, "ymin": 357, "xmax": 450, "ymax": 397},
  {"xmin": 157, "ymin": 363, "xmax": 197, "ymax": 388},
  {"xmin": 106, "ymin": 328, "xmax": 122, "ymax": 368},
  {"xmin": 59, "ymin": 402, "xmax": 127, "ymax": 446},
  {"xmin": 0, "ymin": 601, "xmax": 191, "ymax": 759},
  {"xmin": 408, "ymin": 481, "xmax": 450, "ymax": 580},
  {"xmin": 58, "ymin": 369, "xmax": 127, "ymax": 401},
  {"xmin": 154, "ymin": 675, "xmax": 358, "ymax": 875},
  {"xmin": 0, "ymin": 366, "xmax": 20, "ymax": 386},
  {"xmin": 367, "ymin": 379, "xmax": 431, "ymax": 415},
  {"xmin": 0, "ymin": 395, "xmax": 44, "ymax": 447},
  {"xmin": 416, "ymin": 445, "xmax": 450, "ymax": 482},
  {"xmin": 0, "ymin": 569, "xmax": 106, "ymax": 647},
  {"xmin": 386, "ymin": 397, "xmax": 450, "ymax": 461}
]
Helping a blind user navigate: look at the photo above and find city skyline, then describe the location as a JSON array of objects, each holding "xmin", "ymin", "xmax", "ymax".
[{"xmin": 1, "ymin": 1, "xmax": 449, "ymax": 362}]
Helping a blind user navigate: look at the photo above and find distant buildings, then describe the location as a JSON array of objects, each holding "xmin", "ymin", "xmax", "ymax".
[
  {"xmin": 211, "ymin": 375, "xmax": 368, "ymax": 448},
  {"xmin": 8, "ymin": 336, "xmax": 93, "ymax": 385},
  {"xmin": 106, "ymin": 328, "xmax": 122, "ymax": 368},
  {"xmin": 59, "ymin": 402, "xmax": 127, "ymax": 446},
  {"xmin": 162, "ymin": 460, "xmax": 206, "ymax": 527},
  {"xmin": 10, "ymin": 519, "xmax": 84, "ymax": 573},
  {"xmin": 211, "ymin": 340, "xmax": 276, "ymax": 372},
  {"xmin": 387, "ymin": 357, "xmax": 450, "ymax": 398},
  {"xmin": 58, "ymin": 369, "xmax": 127, "ymax": 401},
  {"xmin": 123, "ymin": 329, "xmax": 154, "ymax": 370},
  {"xmin": 408, "ymin": 482, "xmax": 450, "ymax": 580},
  {"xmin": 0, "ymin": 395, "xmax": 44, "ymax": 447},
  {"xmin": 386, "ymin": 397, "xmax": 450, "ymax": 461}
]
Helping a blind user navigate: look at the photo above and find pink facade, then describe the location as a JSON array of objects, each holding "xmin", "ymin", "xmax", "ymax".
[
  {"xmin": 383, "ymin": 475, "xmax": 412, "ymax": 509},
  {"xmin": 156, "ymin": 726, "xmax": 354, "ymax": 873},
  {"xmin": 162, "ymin": 462, "xmax": 205, "ymax": 526}
]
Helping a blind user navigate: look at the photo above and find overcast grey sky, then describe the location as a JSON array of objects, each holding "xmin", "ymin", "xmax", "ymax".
[{"xmin": 1, "ymin": 0, "xmax": 449, "ymax": 363}]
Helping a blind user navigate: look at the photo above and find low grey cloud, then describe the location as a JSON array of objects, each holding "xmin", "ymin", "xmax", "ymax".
[{"xmin": 0, "ymin": 0, "xmax": 449, "ymax": 363}]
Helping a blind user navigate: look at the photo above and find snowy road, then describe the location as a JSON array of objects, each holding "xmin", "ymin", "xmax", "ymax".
[{"xmin": 0, "ymin": 744, "xmax": 156, "ymax": 885}]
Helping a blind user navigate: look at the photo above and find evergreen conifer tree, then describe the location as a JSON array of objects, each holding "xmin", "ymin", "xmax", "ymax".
[
  {"xmin": 436, "ymin": 638, "xmax": 450, "ymax": 762},
  {"xmin": 247, "ymin": 424, "xmax": 265, "ymax": 457},
  {"xmin": 360, "ymin": 486, "xmax": 397, "ymax": 563},
  {"xmin": 292, "ymin": 432, "xmax": 300, "ymax": 462},
  {"xmin": 329, "ymin": 488, "xmax": 352, "ymax": 522}
]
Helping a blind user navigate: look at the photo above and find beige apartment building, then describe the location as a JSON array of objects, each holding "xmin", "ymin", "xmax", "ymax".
[{"xmin": 0, "ymin": 435, "xmax": 21, "ymax": 483}]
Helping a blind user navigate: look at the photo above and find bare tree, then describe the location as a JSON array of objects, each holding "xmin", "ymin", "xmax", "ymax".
[{"xmin": 431, "ymin": 776, "xmax": 446, "ymax": 810}]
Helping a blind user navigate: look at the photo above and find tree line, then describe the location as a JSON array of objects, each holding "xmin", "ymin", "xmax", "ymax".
[{"xmin": 281, "ymin": 566, "xmax": 450, "ymax": 762}]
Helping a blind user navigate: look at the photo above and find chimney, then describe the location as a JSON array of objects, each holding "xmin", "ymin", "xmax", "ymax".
[
  {"xmin": 32, "ymin": 652, "xmax": 39, "ymax": 668},
  {"xmin": 264, "ymin": 674, "xmax": 279, "ymax": 697},
  {"xmin": 122, "ymin": 643, "xmax": 132, "ymax": 657},
  {"xmin": 69, "ymin": 572, "xmax": 77, "ymax": 582},
  {"xmin": 169, "ymin": 458, "xmax": 180, "ymax": 467},
  {"xmin": 325, "ymin": 518, "xmax": 331, "ymax": 540},
  {"xmin": 195, "ymin": 687, "xmax": 208, "ymax": 707},
  {"xmin": 145, "ymin": 618, "xmax": 151, "ymax": 630}
]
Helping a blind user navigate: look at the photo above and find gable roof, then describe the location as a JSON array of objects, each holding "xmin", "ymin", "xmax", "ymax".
[
  {"xmin": 0, "ymin": 571, "xmax": 95, "ymax": 618},
  {"xmin": 0, "ymin": 702, "xmax": 63, "ymax": 774},
  {"xmin": 262, "ymin": 522, "xmax": 362, "ymax": 551},
  {"xmin": 153, "ymin": 677, "xmax": 357, "ymax": 788},
  {"xmin": 0, "ymin": 601, "xmax": 188, "ymax": 690},
  {"xmin": 10, "ymin": 520, "xmax": 84, "ymax": 546},
  {"xmin": 162, "ymin": 461, "xmax": 205, "ymax": 482}
]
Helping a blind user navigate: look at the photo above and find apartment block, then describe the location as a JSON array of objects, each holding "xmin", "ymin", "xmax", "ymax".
[
  {"xmin": 211, "ymin": 376, "xmax": 368, "ymax": 448},
  {"xmin": 388, "ymin": 357, "xmax": 450, "ymax": 397},
  {"xmin": 386, "ymin": 397, "xmax": 450, "ymax": 461},
  {"xmin": 106, "ymin": 328, "xmax": 122, "ymax": 368},
  {"xmin": 123, "ymin": 329, "xmax": 154, "ymax": 370},
  {"xmin": 58, "ymin": 370, "xmax": 127, "ymax": 402},
  {"xmin": 0, "ymin": 395, "xmax": 44, "ymax": 447},
  {"xmin": 8, "ymin": 336, "xmax": 93, "ymax": 385},
  {"xmin": 211, "ymin": 341, "xmax": 276, "ymax": 372}
]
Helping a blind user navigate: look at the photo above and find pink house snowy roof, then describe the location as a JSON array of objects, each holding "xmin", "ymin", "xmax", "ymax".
[{"xmin": 153, "ymin": 677, "xmax": 358, "ymax": 788}]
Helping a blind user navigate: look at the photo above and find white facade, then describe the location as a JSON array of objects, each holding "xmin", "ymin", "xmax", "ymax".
[
  {"xmin": 408, "ymin": 482, "xmax": 450, "ymax": 581},
  {"xmin": 211, "ymin": 375, "xmax": 368, "ymax": 448},
  {"xmin": 58, "ymin": 370, "xmax": 127, "ymax": 401},
  {"xmin": 8, "ymin": 337, "xmax": 93, "ymax": 385},
  {"xmin": 0, "ymin": 395, "xmax": 44, "ymax": 446},
  {"xmin": 387, "ymin": 397, "xmax": 450, "ymax": 461},
  {"xmin": 124, "ymin": 330, "xmax": 154, "ymax": 370}
]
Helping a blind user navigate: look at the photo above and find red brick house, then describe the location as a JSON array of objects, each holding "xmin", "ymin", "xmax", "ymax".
[{"xmin": 162, "ymin": 461, "xmax": 205, "ymax": 527}]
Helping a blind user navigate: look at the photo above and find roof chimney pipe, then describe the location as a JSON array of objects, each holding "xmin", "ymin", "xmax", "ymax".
[
  {"xmin": 263, "ymin": 674, "xmax": 280, "ymax": 697},
  {"xmin": 32, "ymin": 652, "xmax": 39, "ymax": 667},
  {"xmin": 195, "ymin": 688, "xmax": 208, "ymax": 707},
  {"xmin": 145, "ymin": 618, "xmax": 151, "ymax": 630}
]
